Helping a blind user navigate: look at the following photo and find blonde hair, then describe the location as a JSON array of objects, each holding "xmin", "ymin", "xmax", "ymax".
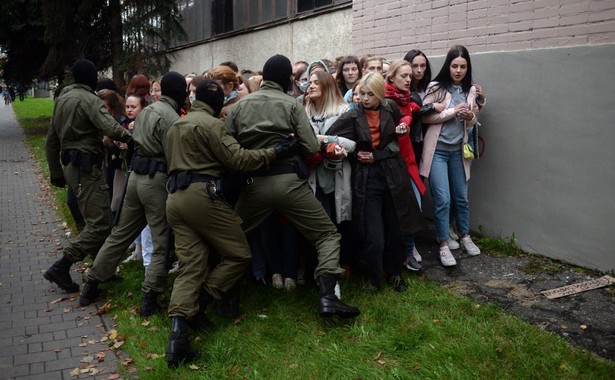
[
  {"xmin": 385, "ymin": 59, "xmax": 411, "ymax": 84},
  {"xmin": 357, "ymin": 72, "xmax": 385, "ymax": 102},
  {"xmin": 305, "ymin": 71, "xmax": 346, "ymax": 120}
]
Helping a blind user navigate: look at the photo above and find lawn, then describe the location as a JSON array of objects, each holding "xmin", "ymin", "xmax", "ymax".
[{"xmin": 13, "ymin": 98, "xmax": 615, "ymax": 379}]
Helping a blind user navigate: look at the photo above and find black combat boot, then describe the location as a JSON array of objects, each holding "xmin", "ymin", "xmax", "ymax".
[
  {"xmin": 140, "ymin": 291, "xmax": 161, "ymax": 317},
  {"xmin": 166, "ymin": 316, "xmax": 200, "ymax": 368},
  {"xmin": 44, "ymin": 256, "xmax": 79, "ymax": 293},
  {"xmin": 318, "ymin": 275, "xmax": 360, "ymax": 318},
  {"xmin": 79, "ymin": 281, "xmax": 100, "ymax": 306},
  {"xmin": 216, "ymin": 285, "xmax": 240, "ymax": 319},
  {"xmin": 187, "ymin": 289, "xmax": 215, "ymax": 332}
]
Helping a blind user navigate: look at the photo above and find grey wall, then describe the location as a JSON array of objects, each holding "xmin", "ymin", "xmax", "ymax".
[{"xmin": 431, "ymin": 44, "xmax": 615, "ymax": 271}]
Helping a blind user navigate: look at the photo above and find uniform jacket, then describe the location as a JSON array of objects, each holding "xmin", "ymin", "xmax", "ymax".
[
  {"xmin": 420, "ymin": 82, "xmax": 477, "ymax": 180},
  {"xmin": 165, "ymin": 101, "xmax": 276, "ymax": 178},
  {"xmin": 225, "ymin": 81, "xmax": 320, "ymax": 162},
  {"xmin": 132, "ymin": 95, "xmax": 179, "ymax": 164},
  {"xmin": 328, "ymin": 100, "xmax": 426, "ymax": 237},
  {"xmin": 45, "ymin": 83, "xmax": 130, "ymax": 179}
]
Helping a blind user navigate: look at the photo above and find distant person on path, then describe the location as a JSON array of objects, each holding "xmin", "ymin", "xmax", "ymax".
[{"xmin": 44, "ymin": 59, "xmax": 132, "ymax": 293}]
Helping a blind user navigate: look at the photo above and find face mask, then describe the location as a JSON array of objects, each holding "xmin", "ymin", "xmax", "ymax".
[
  {"xmin": 299, "ymin": 81, "xmax": 309, "ymax": 93},
  {"xmin": 189, "ymin": 92, "xmax": 196, "ymax": 105}
]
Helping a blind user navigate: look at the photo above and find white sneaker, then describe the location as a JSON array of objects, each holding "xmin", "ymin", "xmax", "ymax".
[
  {"xmin": 461, "ymin": 236, "xmax": 481, "ymax": 256},
  {"xmin": 439, "ymin": 246, "xmax": 457, "ymax": 267},
  {"xmin": 168, "ymin": 261, "xmax": 179, "ymax": 274},
  {"xmin": 122, "ymin": 251, "xmax": 142, "ymax": 263},
  {"xmin": 272, "ymin": 273, "xmax": 283, "ymax": 289},
  {"xmin": 412, "ymin": 247, "xmax": 422, "ymax": 263},
  {"xmin": 448, "ymin": 238, "xmax": 461, "ymax": 250},
  {"xmin": 449, "ymin": 225, "xmax": 459, "ymax": 241},
  {"xmin": 284, "ymin": 278, "xmax": 296, "ymax": 292}
]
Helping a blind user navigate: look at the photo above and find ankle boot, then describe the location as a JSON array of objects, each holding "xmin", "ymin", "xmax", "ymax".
[
  {"xmin": 216, "ymin": 285, "xmax": 240, "ymax": 319},
  {"xmin": 44, "ymin": 256, "xmax": 79, "ymax": 293},
  {"xmin": 187, "ymin": 289, "xmax": 215, "ymax": 332},
  {"xmin": 79, "ymin": 281, "xmax": 100, "ymax": 306},
  {"xmin": 318, "ymin": 275, "xmax": 360, "ymax": 318},
  {"xmin": 166, "ymin": 316, "xmax": 200, "ymax": 368},
  {"xmin": 140, "ymin": 291, "xmax": 161, "ymax": 317}
]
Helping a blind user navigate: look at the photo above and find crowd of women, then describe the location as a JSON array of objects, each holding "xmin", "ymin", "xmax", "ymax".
[{"xmin": 77, "ymin": 44, "xmax": 486, "ymax": 294}]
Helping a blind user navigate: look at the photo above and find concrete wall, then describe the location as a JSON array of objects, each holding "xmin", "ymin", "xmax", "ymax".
[
  {"xmin": 169, "ymin": 9, "xmax": 352, "ymax": 74},
  {"xmin": 351, "ymin": 0, "xmax": 615, "ymax": 271}
]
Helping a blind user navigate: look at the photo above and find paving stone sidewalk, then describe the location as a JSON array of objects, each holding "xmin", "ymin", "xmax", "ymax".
[{"xmin": 0, "ymin": 104, "xmax": 121, "ymax": 379}]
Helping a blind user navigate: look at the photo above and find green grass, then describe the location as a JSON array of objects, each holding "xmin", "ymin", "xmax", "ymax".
[{"xmin": 13, "ymin": 98, "xmax": 615, "ymax": 379}]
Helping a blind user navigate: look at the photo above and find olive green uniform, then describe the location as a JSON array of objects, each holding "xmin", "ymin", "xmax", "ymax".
[
  {"xmin": 86, "ymin": 96, "xmax": 178, "ymax": 295},
  {"xmin": 165, "ymin": 101, "xmax": 276, "ymax": 318},
  {"xmin": 45, "ymin": 84, "xmax": 131, "ymax": 263},
  {"xmin": 225, "ymin": 81, "xmax": 344, "ymax": 279}
]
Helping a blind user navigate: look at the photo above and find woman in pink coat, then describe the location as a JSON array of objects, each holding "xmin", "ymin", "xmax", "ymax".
[{"xmin": 420, "ymin": 45, "xmax": 481, "ymax": 267}]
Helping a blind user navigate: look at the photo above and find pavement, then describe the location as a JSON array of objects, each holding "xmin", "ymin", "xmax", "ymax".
[{"xmin": 0, "ymin": 104, "xmax": 121, "ymax": 379}]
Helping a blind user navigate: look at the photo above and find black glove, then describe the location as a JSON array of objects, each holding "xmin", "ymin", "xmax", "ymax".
[
  {"xmin": 274, "ymin": 134, "xmax": 300, "ymax": 159},
  {"xmin": 50, "ymin": 176, "xmax": 66, "ymax": 188}
]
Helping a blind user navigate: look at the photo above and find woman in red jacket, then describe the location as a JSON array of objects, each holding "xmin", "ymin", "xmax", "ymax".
[{"xmin": 384, "ymin": 59, "xmax": 425, "ymax": 271}]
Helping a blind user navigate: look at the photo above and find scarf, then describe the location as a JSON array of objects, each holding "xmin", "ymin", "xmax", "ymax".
[{"xmin": 384, "ymin": 82, "xmax": 411, "ymax": 107}]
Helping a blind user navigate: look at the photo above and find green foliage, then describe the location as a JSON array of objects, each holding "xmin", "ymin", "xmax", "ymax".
[{"xmin": 476, "ymin": 226, "xmax": 524, "ymax": 257}]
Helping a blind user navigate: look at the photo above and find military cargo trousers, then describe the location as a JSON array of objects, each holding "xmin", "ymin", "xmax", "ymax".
[
  {"xmin": 62, "ymin": 164, "xmax": 113, "ymax": 262},
  {"xmin": 235, "ymin": 173, "xmax": 345, "ymax": 280},
  {"xmin": 166, "ymin": 182, "xmax": 251, "ymax": 318},
  {"xmin": 86, "ymin": 171, "xmax": 169, "ymax": 294}
]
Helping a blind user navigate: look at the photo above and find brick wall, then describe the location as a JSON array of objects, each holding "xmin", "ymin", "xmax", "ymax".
[{"xmin": 352, "ymin": 0, "xmax": 615, "ymax": 58}]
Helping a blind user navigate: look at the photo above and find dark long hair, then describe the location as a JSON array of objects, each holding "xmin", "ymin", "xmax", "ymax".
[
  {"xmin": 403, "ymin": 49, "xmax": 432, "ymax": 93},
  {"xmin": 428, "ymin": 45, "xmax": 473, "ymax": 101}
]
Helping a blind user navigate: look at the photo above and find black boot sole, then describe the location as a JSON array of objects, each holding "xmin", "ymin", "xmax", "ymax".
[
  {"xmin": 44, "ymin": 271, "xmax": 79, "ymax": 293},
  {"xmin": 319, "ymin": 307, "xmax": 361, "ymax": 319},
  {"xmin": 165, "ymin": 350, "xmax": 200, "ymax": 368}
]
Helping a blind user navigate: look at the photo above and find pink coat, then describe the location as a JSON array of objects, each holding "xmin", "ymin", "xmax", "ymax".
[{"xmin": 419, "ymin": 82, "xmax": 477, "ymax": 180}]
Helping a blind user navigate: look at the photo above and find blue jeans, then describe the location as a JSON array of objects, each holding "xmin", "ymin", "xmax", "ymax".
[{"xmin": 429, "ymin": 149, "xmax": 469, "ymax": 242}]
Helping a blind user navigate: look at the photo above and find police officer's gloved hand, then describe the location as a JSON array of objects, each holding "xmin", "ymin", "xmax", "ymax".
[
  {"xmin": 50, "ymin": 176, "xmax": 67, "ymax": 188},
  {"xmin": 274, "ymin": 134, "xmax": 300, "ymax": 159}
]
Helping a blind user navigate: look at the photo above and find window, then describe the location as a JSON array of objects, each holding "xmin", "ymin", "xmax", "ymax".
[
  {"xmin": 173, "ymin": 0, "xmax": 351, "ymax": 45},
  {"xmin": 298, "ymin": 0, "xmax": 333, "ymax": 13}
]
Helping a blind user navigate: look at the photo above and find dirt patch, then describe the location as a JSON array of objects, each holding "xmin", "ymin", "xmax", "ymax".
[{"xmin": 415, "ymin": 232, "xmax": 615, "ymax": 361}]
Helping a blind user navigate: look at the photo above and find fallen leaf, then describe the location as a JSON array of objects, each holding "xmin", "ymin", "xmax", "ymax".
[
  {"xmin": 189, "ymin": 364, "xmax": 200, "ymax": 370},
  {"xmin": 101, "ymin": 336, "xmax": 109, "ymax": 342},
  {"xmin": 148, "ymin": 326, "xmax": 158, "ymax": 332},
  {"xmin": 69, "ymin": 368, "xmax": 80, "ymax": 377},
  {"xmin": 96, "ymin": 352, "xmax": 106, "ymax": 362},
  {"xmin": 141, "ymin": 321, "xmax": 150, "ymax": 326},
  {"xmin": 141, "ymin": 340, "xmax": 147, "ymax": 348},
  {"xmin": 88, "ymin": 340, "xmax": 97, "ymax": 345},
  {"xmin": 79, "ymin": 343, "xmax": 88, "ymax": 347},
  {"xmin": 96, "ymin": 302, "xmax": 112, "ymax": 315},
  {"xmin": 580, "ymin": 324, "xmax": 588, "ymax": 329},
  {"xmin": 53, "ymin": 348, "xmax": 62, "ymax": 353},
  {"xmin": 51, "ymin": 297, "xmax": 67, "ymax": 304},
  {"xmin": 81, "ymin": 355, "xmax": 94, "ymax": 363},
  {"xmin": 373, "ymin": 352, "xmax": 382, "ymax": 360},
  {"xmin": 144, "ymin": 366, "xmax": 155, "ymax": 372},
  {"xmin": 107, "ymin": 374, "xmax": 121, "ymax": 380},
  {"xmin": 121, "ymin": 357, "xmax": 134, "ymax": 366},
  {"xmin": 113, "ymin": 341, "xmax": 125, "ymax": 349},
  {"xmin": 44, "ymin": 308, "xmax": 54, "ymax": 312},
  {"xmin": 377, "ymin": 360, "xmax": 386, "ymax": 366},
  {"xmin": 63, "ymin": 308, "xmax": 71, "ymax": 313},
  {"xmin": 108, "ymin": 330, "xmax": 118, "ymax": 340}
]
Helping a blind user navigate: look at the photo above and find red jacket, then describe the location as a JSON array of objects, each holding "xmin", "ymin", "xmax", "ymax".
[{"xmin": 384, "ymin": 83, "xmax": 425, "ymax": 195}]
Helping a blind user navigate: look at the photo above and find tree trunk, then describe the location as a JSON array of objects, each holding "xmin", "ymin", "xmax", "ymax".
[{"xmin": 109, "ymin": 0, "xmax": 124, "ymax": 89}]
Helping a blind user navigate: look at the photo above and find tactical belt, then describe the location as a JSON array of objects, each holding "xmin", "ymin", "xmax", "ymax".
[
  {"xmin": 131, "ymin": 154, "xmax": 167, "ymax": 177},
  {"xmin": 249, "ymin": 163, "xmax": 297, "ymax": 177},
  {"xmin": 61, "ymin": 149, "xmax": 103, "ymax": 173},
  {"xmin": 167, "ymin": 171, "xmax": 221, "ymax": 194}
]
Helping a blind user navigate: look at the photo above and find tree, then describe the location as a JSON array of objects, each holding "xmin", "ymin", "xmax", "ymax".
[
  {"xmin": 0, "ymin": 0, "xmax": 49, "ymax": 85},
  {"xmin": 40, "ymin": 0, "xmax": 186, "ymax": 89}
]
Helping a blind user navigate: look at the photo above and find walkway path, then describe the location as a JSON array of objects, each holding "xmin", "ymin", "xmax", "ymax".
[{"xmin": 0, "ymin": 104, "xmax": 120, "ymax": 379}]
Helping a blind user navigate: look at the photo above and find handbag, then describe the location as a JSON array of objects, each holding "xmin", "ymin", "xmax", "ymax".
[{"xmin": 463, "ymin": 121, "xmax": 481, "ymax": 160}]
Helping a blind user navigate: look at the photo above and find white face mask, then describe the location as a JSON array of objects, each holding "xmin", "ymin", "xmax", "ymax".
[
  {"xmin": 189, "ymin": 92, "xmax": 196, "ymax": 105},
  {"xmin": 299, "ymin": 81, "xmax": 309, "ymax": 93}
]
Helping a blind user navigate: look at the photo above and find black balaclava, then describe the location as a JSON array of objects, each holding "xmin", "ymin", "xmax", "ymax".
[
  {"xmin": 262, "ymin": 54, "xmax": 292, "ymax": 92},
  {"xmin": 161, "ymin": 71, "xmax": 187, "ymax": 112},
  {"xmin": 72, "ymin": 59, "xmax": 98, "ymax": 91},
  {"xmin": 195, "ymin": 80, "xmax": 224, "ymax": 118}
]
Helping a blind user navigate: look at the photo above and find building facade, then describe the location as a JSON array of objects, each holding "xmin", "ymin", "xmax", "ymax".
[{"xmin": 169, "ymin": 0, "xmax": 615, "ymax": 271}]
